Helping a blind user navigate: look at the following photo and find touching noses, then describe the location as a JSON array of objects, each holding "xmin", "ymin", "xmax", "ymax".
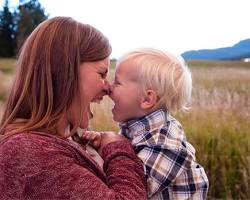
[
  {"xmin": 108, "ymin": 84, "xmax": 115, "ymax": 99},
  {"xmin": 103, "ymin": 79, "xmax": 115, "ymax": 99},
  {"xmin": 103, "ymin": 79, "xmax": 111, "ymax": 95}
]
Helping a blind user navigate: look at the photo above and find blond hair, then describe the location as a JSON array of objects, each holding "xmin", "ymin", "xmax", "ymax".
[{"xmin": 118, "ymin": 48, "xmax": 192, "ymax": 113}]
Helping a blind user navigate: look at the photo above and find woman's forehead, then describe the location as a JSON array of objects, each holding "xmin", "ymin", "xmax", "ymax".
[{"xmin": 93, "ymin": 58, "xmax": 110, "ymax": 70}]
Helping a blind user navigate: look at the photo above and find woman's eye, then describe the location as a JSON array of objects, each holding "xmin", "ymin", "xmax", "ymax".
[{"xmin": 99, "ymin": 73, "xmax": 106, "ymax": 79}]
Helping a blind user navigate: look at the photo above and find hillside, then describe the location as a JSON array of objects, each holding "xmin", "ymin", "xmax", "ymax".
[{"xmin": 182, "ymin": 39, "xmax": 250, "ymax": 61}]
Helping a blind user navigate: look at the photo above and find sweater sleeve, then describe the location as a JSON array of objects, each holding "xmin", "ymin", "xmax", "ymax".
[
  {"xmin": 102, "ymin": 140, "xmax": 148, "ymax": 200},
  {"xmin": 0, "ymin": 134, "xmax": 147, "ymax": 200},
  {"xmin": 24, "ymin": 141, "xmax": 147, "ymax": 200}
]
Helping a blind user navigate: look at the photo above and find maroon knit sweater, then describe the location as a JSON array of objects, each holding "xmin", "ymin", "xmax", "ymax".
[{"xmin": 0, "ymin": 132, "xmax": 147, "ymax": 199}]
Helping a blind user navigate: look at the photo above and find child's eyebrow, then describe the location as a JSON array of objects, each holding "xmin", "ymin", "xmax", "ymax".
[{"xmin": 114, "ymin": 76, "xmax": 119, "ymax": 82}]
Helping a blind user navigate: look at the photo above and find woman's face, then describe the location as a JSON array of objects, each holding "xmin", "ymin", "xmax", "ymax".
[{"xmin": 68, "ymin": 57, "xmax": 110, "ymax": 129}]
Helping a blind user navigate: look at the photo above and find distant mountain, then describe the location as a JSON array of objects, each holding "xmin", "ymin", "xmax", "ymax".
[{"xmin": 181, "ymin": 39, "xmax": 250, "ymax": 60}]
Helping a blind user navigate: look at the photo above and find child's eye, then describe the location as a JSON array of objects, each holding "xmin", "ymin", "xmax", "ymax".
[{"xmin": 114, "ymin": 80, "xmax": 121, "ymax": 85}]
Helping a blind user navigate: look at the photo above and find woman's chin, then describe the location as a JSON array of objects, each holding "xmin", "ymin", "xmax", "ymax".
[
  {"xmin": 80, "ymin": 116, "xmax": 90, "ymax": 129},
  {"xmin": 79, "ymin": 122, "xmax": 89, "ymax": 130}
]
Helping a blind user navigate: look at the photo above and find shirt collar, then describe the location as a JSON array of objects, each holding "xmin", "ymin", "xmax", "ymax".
[{"xmin": 119, "ymin": 109, "xmax": 169, "ymax": 139}]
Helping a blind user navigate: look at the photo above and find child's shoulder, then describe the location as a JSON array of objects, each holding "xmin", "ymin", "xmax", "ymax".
[
  {"xmin": 160, "ymin": 113, "xmax": 184, "ymax": 134},
  {"xmin": 155, "ymin": 114, "xmax": 187, "ymax": 148}
]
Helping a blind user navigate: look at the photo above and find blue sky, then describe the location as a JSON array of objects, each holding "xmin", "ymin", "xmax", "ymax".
[{"xmin": 3, "ymin": 0, "xmax": 250, "ymax": 58}]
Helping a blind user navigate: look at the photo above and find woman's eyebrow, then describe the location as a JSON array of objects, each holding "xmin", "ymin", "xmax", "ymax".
[{"xmin": 103, "ymin": 68, "xmax": 108, "ymax": 74}]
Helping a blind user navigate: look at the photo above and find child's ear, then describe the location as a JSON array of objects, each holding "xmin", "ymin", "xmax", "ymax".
[{"xmin": 140, "ymin": 90, "xmax": 157, "ymax": 109}]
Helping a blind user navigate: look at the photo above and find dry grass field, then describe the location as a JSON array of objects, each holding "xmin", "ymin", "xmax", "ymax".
[{"xmin": 0, "ymin": 58, "xmax": 250, "ymax": 199}]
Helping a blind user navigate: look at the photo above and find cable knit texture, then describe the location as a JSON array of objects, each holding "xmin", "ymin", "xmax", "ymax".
[{"xmin": 0, "ymin": 132, "xmax": 147, "ymax": 200}]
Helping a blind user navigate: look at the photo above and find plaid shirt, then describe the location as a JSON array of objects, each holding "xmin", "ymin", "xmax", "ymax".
[{"xmin": 120, "ymin": 109, "xmax": 209, "ymax": 200}]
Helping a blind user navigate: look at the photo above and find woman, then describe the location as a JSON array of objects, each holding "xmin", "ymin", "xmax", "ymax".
[{"xmin": 0, "ymin": 17, "xmax": 147, "ymax": 199}]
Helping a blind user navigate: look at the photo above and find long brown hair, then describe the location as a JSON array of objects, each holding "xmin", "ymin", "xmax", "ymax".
[{"xmin": 0, "ymin": 17, "xmax": 111, "ymax": 136}]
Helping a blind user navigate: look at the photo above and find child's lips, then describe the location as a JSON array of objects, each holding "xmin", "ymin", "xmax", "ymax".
[{"xmin": 111, "ymin": 105, "xmax": 116, "ymax": 114}]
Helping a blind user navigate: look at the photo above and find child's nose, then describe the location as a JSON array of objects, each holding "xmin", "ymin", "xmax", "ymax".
[{"xmin": 108, "ymin": 84, "xmax": 115, "ymax": 98}]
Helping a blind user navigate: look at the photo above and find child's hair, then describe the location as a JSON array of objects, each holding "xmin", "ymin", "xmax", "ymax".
[{"xmin": 118, "ymin": 48, "xmax": 192, "ymax": 113}]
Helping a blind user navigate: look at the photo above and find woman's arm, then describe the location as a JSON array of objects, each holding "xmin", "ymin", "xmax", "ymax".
[
  {"xmin": 0, "ymin": 133, "xmax": 147, "ymax": 200},
  {"xmin": 25, "ymin": 140, "xmax": 147, "ymax": 199},
  {"xmin": 102, "ymin": 140, "xmax": 147, "ymax": 199}
]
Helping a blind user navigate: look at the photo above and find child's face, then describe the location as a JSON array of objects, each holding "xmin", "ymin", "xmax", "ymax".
[{"xmin": 109, "ymin": 61, "xmax": 145, "ymax": 123}]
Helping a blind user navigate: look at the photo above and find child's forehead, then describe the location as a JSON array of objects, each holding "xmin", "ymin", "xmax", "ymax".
[
  {"xmin": 116, "ymin": 60, "xmax": 137, "ymax": 73},
  {"xmin": 115, "ymin": 60, "xmax": 139, "ymax": 80}
]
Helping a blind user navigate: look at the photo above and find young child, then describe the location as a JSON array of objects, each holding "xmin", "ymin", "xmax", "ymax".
[{"xmin": 83, "ymin": 48, "xmax": 209, "ymax": 199}]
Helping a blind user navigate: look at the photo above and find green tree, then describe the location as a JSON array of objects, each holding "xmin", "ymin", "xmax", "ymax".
[
  {"xmin": 16, "ymin": 0, "xmax": 48, "ymax": 52},
  {"xmin": 0, "ymin": 0, "xmax": 16, "ymax": 57}
]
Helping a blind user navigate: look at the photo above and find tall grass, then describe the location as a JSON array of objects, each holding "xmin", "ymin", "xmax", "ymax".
[
  {"xmin": 0, "ymin": 59, "xmax": 250, "ymax": 199},
  {"xmin": 184, "ymin": 63, "xmax": 250, "ymax": 199}
]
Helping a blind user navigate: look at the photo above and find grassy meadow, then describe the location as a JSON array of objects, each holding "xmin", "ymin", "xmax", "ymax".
[{"xmin": 0, "ymin": 58, "xmax": 250, "ymax": 199}]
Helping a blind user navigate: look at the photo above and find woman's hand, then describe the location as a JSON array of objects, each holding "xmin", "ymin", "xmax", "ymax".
[
  {"xmin": 82, "ymin": 131, "xmax": 125, "ymax": 155},
  {"xmin": 98, "ymin": 131, "xmax": 125, "ymax": 155},
  {"xmin": 82, "ymin": 131, "xmax": 102, "ymax": 149}
]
